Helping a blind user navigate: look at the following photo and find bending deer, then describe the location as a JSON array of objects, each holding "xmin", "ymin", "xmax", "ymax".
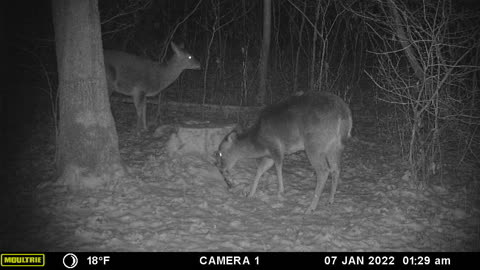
[{"xmin": 216, "ymin": 92, "xmax": 352, "ymax": 214}]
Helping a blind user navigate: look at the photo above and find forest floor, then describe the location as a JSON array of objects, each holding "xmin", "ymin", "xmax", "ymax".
[{"xmin": 2, "ymin": 96, "xmax": 479, "ymax": 252}]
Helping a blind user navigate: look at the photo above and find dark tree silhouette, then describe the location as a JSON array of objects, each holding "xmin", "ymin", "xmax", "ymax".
[
  {"xmin": 51, "ymin": 0, "xmax": 124, "ymax": 189},
  {"xmin": 256, "ymin": 0, "xmax": 271, "ymax": 104}
]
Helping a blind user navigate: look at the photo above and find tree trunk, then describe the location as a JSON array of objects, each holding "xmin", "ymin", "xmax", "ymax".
[
  {"xmin": 310, "ymin": 0, "xmax": 321, "ymax": 90},
  {"xmin": 387, "ymin": 0, "xmax": 423, "ymax": 80},
  {"xmin": 256, "ymin": 0, "xmax": 271, "ymax": 105},
  {"xmin": 293, "ymin": 0, "xmax": 307, "ymax": 93},
  {"xmin": 52, "ymin": 0, "xmax": 124, "ymax": 190}
]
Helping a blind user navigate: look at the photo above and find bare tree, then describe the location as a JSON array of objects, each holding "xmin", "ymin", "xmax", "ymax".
[
  {"xmin": 287, "ymin": 0, "xmax": 352, "ymax": 100},
  {"xmin": 52, "ymin": 0, "xmax": 124, "ymax": 189},
  {"xmin": 202, "ymin": 0, "xmax": 241, "ymax": 107},
  {"xmin": 256, "ymin": 0, "xmax": 272, "ymax": 104},
  {"xmin": 293, "ymin": 0, "xmax": 307, "ymax": 93},
  {"xmin": 364, "ymin": 0, "xmax": 480, "ymax": 182}
]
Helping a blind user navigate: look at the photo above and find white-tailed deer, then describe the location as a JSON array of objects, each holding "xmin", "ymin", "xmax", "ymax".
[
  {"xmin": 215, "ymin": 92, "xmax": 352, "ymax": 214},
  {"xmin": 104, "ymin": 42, "xmax": 201, "ymax": 131}
]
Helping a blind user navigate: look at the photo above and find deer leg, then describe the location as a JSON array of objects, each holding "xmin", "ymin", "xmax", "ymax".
[
  {"xmin": 305, "ymin": 140, "xmax": 329, "ymax": 214},
  {"xmin": 326, "ymin": 146, "xmax": 342, "ymax": 204},
  {"xmin": 249, "ymin": 157, "xmax": 274, "ymax": 197},
  {"xmin": 133, "ymin": 90, "xmax": 147, "ymax": 132},
  {"xmin": 155, "ymin": 93, "xmax": 162, "ymax": 124}
]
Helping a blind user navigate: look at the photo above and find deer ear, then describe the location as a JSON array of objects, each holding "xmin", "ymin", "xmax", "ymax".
[
  {"xmin": 170, "ymin": 42, "xmax": 180, "ymax": 53},
  {"xmin": 227, "ymin": 131, "xmax": 238, "ymax": 142},
  {"xmin": 232, "ymin": 124, "xmax": 244, "ymax": 134}
]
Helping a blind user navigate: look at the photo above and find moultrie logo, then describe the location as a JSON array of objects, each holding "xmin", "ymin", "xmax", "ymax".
[{"xmin": 1, "ymin": 253, "xmax": 45, "ymax": 267}]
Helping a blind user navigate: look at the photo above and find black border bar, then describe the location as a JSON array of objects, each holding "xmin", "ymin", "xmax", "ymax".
[{"xmin": 0, "ymin": 252, "xmax": 475, "ymax": 269}]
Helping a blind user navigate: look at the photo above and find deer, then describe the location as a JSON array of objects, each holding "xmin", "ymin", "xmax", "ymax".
[
  {"xmin": 104, "ymin": 42, "xmax": 201, "ymax": 132},
  {"xmin": 215, "ymin": 92, "xmax": 352, "ymax": 214}
]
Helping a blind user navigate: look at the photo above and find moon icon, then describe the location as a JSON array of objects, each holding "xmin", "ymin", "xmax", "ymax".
[{"xmin": 63, "ymin": 253, "xmax": 78, "ymax": 269}]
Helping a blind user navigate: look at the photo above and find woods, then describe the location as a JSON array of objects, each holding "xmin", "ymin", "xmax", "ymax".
[
  {"xmin": 363, "ymin": 0, "xmax": 480, "ymax": 183},
  {"xmin": 4, "ymin": 0, "xmax": 479, "ymax": 252},
  {"xmin": 50, "ymin": 0, "xmax": 478, "ymax": 187}
]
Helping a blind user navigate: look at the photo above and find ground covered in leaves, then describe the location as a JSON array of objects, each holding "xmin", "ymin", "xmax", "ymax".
[{"xmin": 2, "ymin": 98, "xmax": 479, "ymax": 251}]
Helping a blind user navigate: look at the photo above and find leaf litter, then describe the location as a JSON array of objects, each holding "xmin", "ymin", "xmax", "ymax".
[{"xmin": 2, "ymin": 106, "xmax": 479, "ymax": 252}]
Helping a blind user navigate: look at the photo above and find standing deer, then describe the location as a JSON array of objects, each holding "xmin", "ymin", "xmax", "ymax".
[
  {"xmin": 216, "ymin": 92, "xmax": 352, "ymax": 214},
  {"xmin": 104, "ymin": 42, "xmax": 201, "ymax": 131}
]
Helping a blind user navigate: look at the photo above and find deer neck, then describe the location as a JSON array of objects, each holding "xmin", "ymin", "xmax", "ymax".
[
  {"xmin": 236, "ymin": 130, "xmax": 269, "ymax": 159},
  {"xmin": 150, "ymin": 57, "xmax": 185, "ymax": 95}
]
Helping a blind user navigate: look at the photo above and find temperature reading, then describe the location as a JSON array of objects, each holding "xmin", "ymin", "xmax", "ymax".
[{"xmin": 87, "ymin": 256, "xmax": 110, "ymax": 265}]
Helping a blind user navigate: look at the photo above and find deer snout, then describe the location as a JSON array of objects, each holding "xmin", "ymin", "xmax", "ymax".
[
  {"xmin": 213, "ymin": 151, "xmax": 223, "ymax": 168},
  {"xmin": 213, "ymin": 151, "xmax": 235, "ymax": 188}
]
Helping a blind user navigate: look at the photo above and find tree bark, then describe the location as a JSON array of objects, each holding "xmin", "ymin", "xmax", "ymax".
[
  {"xmin": 387, "ymin": 0, "xmax": 424, "ymax": 80},
  {"xmin": 52, "ymin": 0, "xmax": 124, "ymax": 189},
  {"xmin": 293, "ymin": 0, "xmax": 307, "ymax": 93},
  {"xmin": 310, "ymin": 0, "xmax": 322, "ymax": 90},
  {"xmin": 256, "ymin": 0, "xmax": 271, "ymax": 105}
]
